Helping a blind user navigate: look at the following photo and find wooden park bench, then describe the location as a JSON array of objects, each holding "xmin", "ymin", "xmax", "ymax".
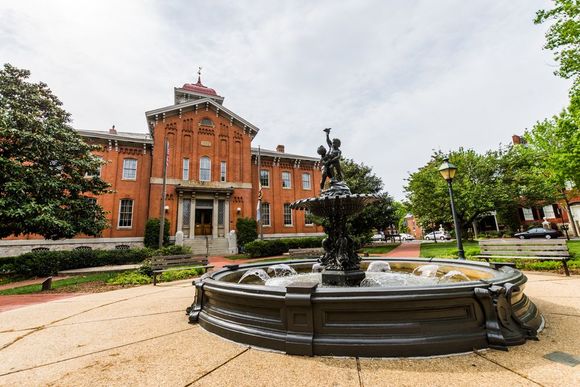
[
  {"xmin": 474, "ymin": 239, "xmax": 571, "ymax": 276},
  {"xmin": 150, "ymin": 254, "xmax": 214, "ymax": 285}
]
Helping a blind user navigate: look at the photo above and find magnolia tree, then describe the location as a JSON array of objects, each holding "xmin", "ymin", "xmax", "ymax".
[{"xmin": 0, "ymin": 64, "xmax": 109, "ymax": 239}]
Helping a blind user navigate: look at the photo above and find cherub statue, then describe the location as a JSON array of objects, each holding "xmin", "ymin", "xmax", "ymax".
[
  {"xmin": 317, "ymin": 145, "xmax": 331, "ymax": 191},
  {"xmin": 324, "ymin": 128, "xmax": 343, "ymax": 182}
]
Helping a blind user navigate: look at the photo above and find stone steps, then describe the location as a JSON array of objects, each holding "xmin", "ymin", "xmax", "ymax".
[{"xmin": 184, "ymin": 237, "xmax": 230, "ymax": 255}]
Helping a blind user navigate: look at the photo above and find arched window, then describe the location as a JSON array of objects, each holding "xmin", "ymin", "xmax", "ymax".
[
  {"xmin": 200, "ymin": 118, "xmax": 214, "ymax": 127},
  {"xmin": 200, "ymin": 156, "xmax": 211, "ymax": 181}
]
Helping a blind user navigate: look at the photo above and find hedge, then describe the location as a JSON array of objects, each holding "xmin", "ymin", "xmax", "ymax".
[
  {"xmin": 4, "ymin": 245, "xmax": 191, "ymax": 278},
  {"xmin": 144, "ymin": 218, "xmax": 170, "ymax": 248},
  {"xmin": 244, "ymin": 237, "xmax": 324, "ymax": 258}
]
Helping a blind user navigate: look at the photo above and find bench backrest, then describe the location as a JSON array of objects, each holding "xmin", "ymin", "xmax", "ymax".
[
  {"xmin": 150, "ymin": 254, "xmax": 208, "ymax": 270},
  {"xmin": 478, "ymin": 239, "xmax": 570, "ymax": 258},
  {"xmin": 288, "ymin": 248, "xmax": 323, "ymax": 257}
]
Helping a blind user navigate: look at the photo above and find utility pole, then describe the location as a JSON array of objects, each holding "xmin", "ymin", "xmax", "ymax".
[
  {"xmin": 159, "ymin": 138, "xmax": 169, "ymax": 249},
  {"xmin": 257, "ymin": 146, "xmax": 263, "ymax": 240}
]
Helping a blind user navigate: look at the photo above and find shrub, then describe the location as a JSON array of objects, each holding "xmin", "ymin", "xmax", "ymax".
[
  {"xmin": 107, "ymin": 271, "xmax": 152, "ymax": 286},
  {"xmin": 10, "ymin": 248, "xmax": 152, "ymax": 277},
  {"xmin": 155, "ymin": 245, "xmax": 191, "ymax": 256},
  {"xmin": 144, "ymin": 218, "xmax": 170, "ymax": 249},
  {"xmin": 478, "ymin": 231, "xmax": 504, "ymax": 239},
  {"xmin": 159, "ymin": 267, "xmax": 203, "ymax": 282},
  {"xmin": 236, "ymin": 217, "xmax": 258, "ymax": 248},
  {"xmin": 244, "ymin": 237, "xmax": 324, "ymax": 258}
]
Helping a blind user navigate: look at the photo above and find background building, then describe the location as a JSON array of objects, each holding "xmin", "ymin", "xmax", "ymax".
[{"xmin": 0, "ymin": 76, "xmax": 324, "ymax": 256}]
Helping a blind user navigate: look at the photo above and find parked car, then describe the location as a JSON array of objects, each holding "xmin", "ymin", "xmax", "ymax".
[
  {"xmin": 424, "ymin": 231, "xmax": 451, "ymax": 240},
  {"xmin": 399, "ymin": 233, "xmax": 415, "ymax": 241},
  {"xmin": 371, "ymin": 233, "xmax": 385, "ymax": 242},
  {"xmin": 514, "ymin": 227, "xmax": 560, "ymax": 239}
]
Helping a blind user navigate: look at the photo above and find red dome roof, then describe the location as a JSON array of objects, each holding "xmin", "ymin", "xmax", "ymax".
[{"xmin": 182, "ymin": 77, "xmax": 218, "ymax": 96}]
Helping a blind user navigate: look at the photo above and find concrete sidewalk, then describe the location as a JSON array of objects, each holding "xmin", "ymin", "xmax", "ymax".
[{"xmin": 0, "ymin": 272, "xmax": 578, "ymax": 386}]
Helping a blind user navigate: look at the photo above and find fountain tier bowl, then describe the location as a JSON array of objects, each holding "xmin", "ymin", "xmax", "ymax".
[{"xmin": 187, "ymin": 258, "xmax": 543, "ymax": 357}]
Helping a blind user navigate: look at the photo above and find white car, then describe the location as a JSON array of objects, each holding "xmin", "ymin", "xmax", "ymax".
[
  {"xmin": 371, "ymin": 233, "xmax": 385, "ymax": 242},
  {"xmin": 399, "ymin": 233, "xmax": 415, "ymax": 241},
  {"xmin": 424, "ymin": 231, "xmax": 451, "ymax": 240}
]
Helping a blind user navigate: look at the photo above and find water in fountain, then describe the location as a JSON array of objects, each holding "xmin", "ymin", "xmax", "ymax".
[
  {"xmin": 267, "ymin": 264, "xmax": 298, "ymax": 277},
  {"xmin": 438, "ymin": 270, "xmax": 471, "ymax": 283},
  {"xmin": 366, "ymin": 261, "xmax": 391, "ymax": 272},
  {"xmin": 312, "ymin": 263, "xmax": 323, "ymax": 273},
  {"xmin": 412, "ymin": 264, "xmax": 440, "ymax": 278},
  {"xmin": 238, "ymin": 269, "xmax": 271, "ymax": 284}
]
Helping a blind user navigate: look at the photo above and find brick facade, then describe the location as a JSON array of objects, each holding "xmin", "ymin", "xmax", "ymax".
[{"xmin": 0, "ymin": 77, "xmax": 324, "ymax": 255}]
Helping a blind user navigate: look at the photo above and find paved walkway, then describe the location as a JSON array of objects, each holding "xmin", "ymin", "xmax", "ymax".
[
  {"xmin": 0, "ymin": 272, "xmax": 577, "ymax": 386},
  {"xmin": 380, "ymin": 241, "xmax": 421, "ymax": 258}
]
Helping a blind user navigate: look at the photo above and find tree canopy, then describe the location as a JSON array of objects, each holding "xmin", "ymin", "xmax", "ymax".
[
  {"xmin": 535, "ymin": 0, "xmax": 580, "ymax": 92},
  {"xmin": 0, "ymin": 64, "xmax": 109, "ymax": 239},
  {"xmin": 405, "ymin": 147, "xmax": 556, "ymax": 233},
  {"xmin": 341, "ymin": 158, "xmax": 398, "ymax": 244}
]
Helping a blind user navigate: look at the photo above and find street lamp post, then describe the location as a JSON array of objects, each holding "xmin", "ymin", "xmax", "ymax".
[{"xmin": 438, "ymin": 158, "xmax": 465, "ymax": 260}]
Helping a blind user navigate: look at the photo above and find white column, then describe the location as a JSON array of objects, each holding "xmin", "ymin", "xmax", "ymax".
[
  {"xmin": 190, "ymin": 197, "xmax": 196, "ymax": 239},
  {"xmin": 224, "ymin": 199, "xmax": 230, "ymax": 235},
  {"xmin": 212, "ymin": 196, "xmax": 219, "ymax": 238},
  {"xmin": 176, "ymin": 196, "xmax": 183, "ymax": 232}
]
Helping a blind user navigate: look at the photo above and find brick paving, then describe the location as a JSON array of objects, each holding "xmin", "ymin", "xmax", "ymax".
[{"xmin": 382, "ymin": 241, "xmax": 421, "ymax": 257}]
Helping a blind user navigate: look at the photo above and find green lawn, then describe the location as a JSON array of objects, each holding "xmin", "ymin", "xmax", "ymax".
[
  {"xmin": 360, "ymin": 244, "xmax": 400, "ymax": 255},
  {"xmin": 0, "ymin": 273, "xmax": 116, "ymax": 295},
  {"xmin": 567, "ymin": 240, "xmax": 580, "ymax": 258},
  {"xmin": 419, "ymin": 239, "xmax": 580, "ymax": 273},
  {"xmin": 420, "ymin": 241, "xmax": 480, "ymax": 258}
]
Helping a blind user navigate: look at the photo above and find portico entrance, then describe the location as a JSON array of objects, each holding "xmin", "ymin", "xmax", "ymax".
[{"xmin": 176, "ymin": 187, "xmax": 232, "ymax": 240}]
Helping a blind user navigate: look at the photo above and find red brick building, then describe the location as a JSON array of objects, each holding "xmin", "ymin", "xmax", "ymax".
[{"xmin": 0, "ymin": 76, "xmax": 324, "ymax": 256}]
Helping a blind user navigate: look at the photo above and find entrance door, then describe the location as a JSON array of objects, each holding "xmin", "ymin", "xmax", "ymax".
[{"xmin": 195, "ymin": 209, "xmax": 212, "ymax": 236}]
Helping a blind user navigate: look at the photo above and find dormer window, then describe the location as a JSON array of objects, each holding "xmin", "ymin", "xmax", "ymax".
[{"xmin": 200, "ymin": 118, "xmax": 214, "ymax": 127}]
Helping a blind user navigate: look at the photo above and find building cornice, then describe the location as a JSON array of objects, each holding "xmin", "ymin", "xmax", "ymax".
[
  {"xmin": 251, "ymin": 147, "xmax": 319, "ymax": 163},
  {"xmin": 77, "ymin": 129, "xmax": 153, "ymax": 145},
  {"xmin": 149, "ymin": 177, "xmax": 252, "ymax": 190}
]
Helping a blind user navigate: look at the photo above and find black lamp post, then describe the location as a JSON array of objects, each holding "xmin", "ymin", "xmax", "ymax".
[{"xmin": 438, "ymin": 158, "xmax": 465, "ymax": 260}]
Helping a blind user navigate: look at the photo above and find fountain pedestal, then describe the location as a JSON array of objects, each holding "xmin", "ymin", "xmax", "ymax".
[
  {"xmin": 290, "ymin": 188, "xmax": 379, "ymax": 287},
  {"xmin": 322, "ymin": 269, "xmax": 365, "ymax": 286}
]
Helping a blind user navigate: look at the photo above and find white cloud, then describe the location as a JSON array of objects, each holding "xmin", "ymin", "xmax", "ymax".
[{"xmin": 0, "ymin": 0, "xmax": 570, "ymax": 199}]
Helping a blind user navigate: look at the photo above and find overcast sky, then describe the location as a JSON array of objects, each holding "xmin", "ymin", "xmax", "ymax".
[{"xmin": 0, "ymin": 0, "xmax": 571, "ymax": 199}]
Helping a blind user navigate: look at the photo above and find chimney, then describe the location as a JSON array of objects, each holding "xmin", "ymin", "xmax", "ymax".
[
  {"xmin": 276, "ymin": 144, "xmax": 285, "ymax": 153},
  {"xmin": 109, "ymin": 125, "xmax": 117, "ymax": 135}
]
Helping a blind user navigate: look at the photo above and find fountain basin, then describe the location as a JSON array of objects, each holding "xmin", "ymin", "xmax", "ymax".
[{"xmin": 187, "ymin": 258, "xmax": 543, "ymax": 357}]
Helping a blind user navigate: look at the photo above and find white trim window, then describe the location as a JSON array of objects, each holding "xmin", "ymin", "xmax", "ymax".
[
  {"xmin": 220, "ymin": 161, "xmax": 227, "ymax": 182},
  {"xmin": 122, "ymin": 159, "xmax": 137, "ymax": 180},
  {"xmin": 260, "ymin": 170, "xmax": 270, "ymax": 187},
  {"xmin": 282, "ymin": 171, "xmax": 291, "ymax": 189},
  {"xmin": 200, "ymin": 156, "xmax": 211, "ymax": 181},
  {"xmin": 522, "ymin": 207, "xmax": 534, "ymax": 221},
  {"xmin": 283, "ymin": 203, "xmax": 292, "ymax": 226},
  {"xmin": 543, "ymin": 205, "xmax": 555, "ymax": 219},
  {"xmin": 304, "ymin": 209, "xmax": 314, "ymax": 226},
  {"xmin": 182, "ymin": 158, "xmax": 190, "ymax": 180},
  {"xmin": 118, "ymin": 199, "xmax": 134, "ymax": 228},
  {"xmin": 261, "ymin": 202, "xmax": 270, "ymax": 226},
  {"xmin": 302, "ymin": 173, "xmax": 311, "ymax": 190}
]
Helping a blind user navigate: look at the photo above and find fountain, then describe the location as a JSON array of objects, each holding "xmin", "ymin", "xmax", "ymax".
[{"xmin": 187, "ymin": 129, "xmax": 543, "ymax": 357}]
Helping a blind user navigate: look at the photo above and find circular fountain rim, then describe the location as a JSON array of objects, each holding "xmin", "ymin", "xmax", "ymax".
[
  {"xmin": 206, "ymin": 257, "xmax": 525, "ymax": 292},
  {"xmin": 189, "ymin": 256, "xmax": 541, "ymax": 357}
]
